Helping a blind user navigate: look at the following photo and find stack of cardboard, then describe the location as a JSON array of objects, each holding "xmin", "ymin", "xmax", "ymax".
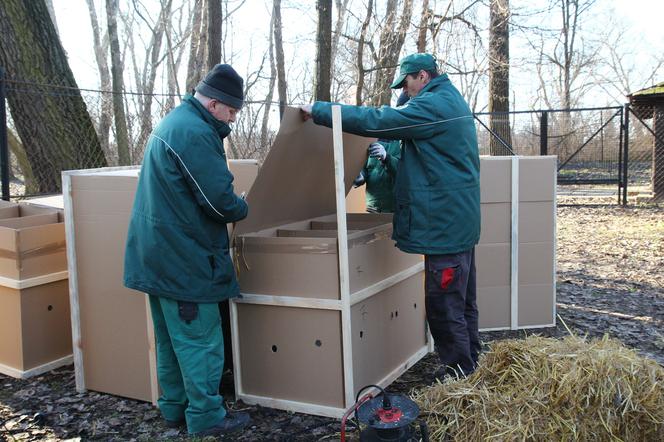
[{"xmin": 0, "ymin": 200, "xmax": 71, "ymax": 379}]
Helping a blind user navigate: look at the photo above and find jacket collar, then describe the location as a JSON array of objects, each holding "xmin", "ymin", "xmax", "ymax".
[
  {"xmin": 419, "ymin": 73, "xmax": 450, "ymax": 95},
  {"xmin": 183, "ymin": 94, "xmax": 232, "ymax": 139}
]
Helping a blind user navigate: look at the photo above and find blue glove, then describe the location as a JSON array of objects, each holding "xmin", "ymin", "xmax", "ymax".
[
  {"xmin": 353, "ymin": 171, "xmax": 365, "ymax": 188},
  {"xmin": 368, "ymin": 142, "xmax": 386, "ymax": 161}
]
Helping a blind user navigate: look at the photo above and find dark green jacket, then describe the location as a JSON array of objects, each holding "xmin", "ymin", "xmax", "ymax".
[
  {"xmin": 363, "ymin": 140, "xmax": 401, "ymax": 213},
  {"xmin": 312, "ymin": 74, "xmax": 480, "ymax": 255},
  {"xmin": 124, "ymin": 95, "xmax": 248, "ymax": 302}
]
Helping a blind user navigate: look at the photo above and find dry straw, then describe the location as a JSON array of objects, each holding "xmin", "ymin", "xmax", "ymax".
[{"xmin": 413, "ymin": 335, "xmax": 664, "ymax": 441}]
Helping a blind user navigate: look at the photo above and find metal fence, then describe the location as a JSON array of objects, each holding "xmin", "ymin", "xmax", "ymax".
[{"xmin": 1, "ymin": 73, "xmax": 663, "ymax": 204}]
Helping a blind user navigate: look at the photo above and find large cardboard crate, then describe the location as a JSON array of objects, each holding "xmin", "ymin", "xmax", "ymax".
[
  {"xmin": 230, "ymin": 107, "xmax": 428, "ymax": 418},
  {"xmin": 62, "ymin": 161, "xmax": 259, "ymax": 403},
  {"xmin": 0, "ymin": 206, "xmax": 71, "ymax": 378}
]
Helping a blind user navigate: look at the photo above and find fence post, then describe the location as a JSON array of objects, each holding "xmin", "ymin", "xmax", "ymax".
[
  {"xmin": 540, "ymin": 111, "xmax": 548, "ymax": 156},
  {"xmin": 0, "ymin": 68, "xmax": 9, "ymax": 201},
  {"xmin": 622, "ymin": 103, "xmax": 630, "ymax": 205},
  {"xmin": 618, "ymin": 106, "xmax": 624, "ymax": 204}
]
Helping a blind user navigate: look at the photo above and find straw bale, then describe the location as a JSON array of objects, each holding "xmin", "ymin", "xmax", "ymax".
[{"xmin": 413, "ymin": 335, "xmax": 664, "ymax": 441}]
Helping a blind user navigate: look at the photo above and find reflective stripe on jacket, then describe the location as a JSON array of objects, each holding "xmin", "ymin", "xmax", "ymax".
[
  {"xmin": 124, "ymin": 95, "xmax": 248, "ymax": 302},
  {"xmin": 312, "ymin": 74, "xmax": 480, "ymax": 254}
]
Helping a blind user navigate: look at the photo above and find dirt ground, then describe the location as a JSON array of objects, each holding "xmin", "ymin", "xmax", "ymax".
[{"xmin": 1, "ymin": 199, "xmax": 662, "ymax": 441}]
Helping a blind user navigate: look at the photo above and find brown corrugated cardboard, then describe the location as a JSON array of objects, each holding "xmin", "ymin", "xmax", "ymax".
[
  {"xmin": 518, "ymin": 242, "xmax": 555, "ymax": 286},
  {"xmin": 235, "ymin": 108, "xmax": 374, "ymax": 236},
  {"xmin": 0, "ymin": 280, "xmax": 71, "ymax": 374},
  {"xmin": 477, "ymin": 286, "xmax": 511, "ymax": 329},
  {"xmin": 351, "ymin": 273, "xmax": 425, "ymax": 390},
  {"xmin": 519, "ymin": 202, "xmax": 555, "ymax": 243},
  {"xmin": 0, "ymin": 209, "xmax": 66, "ymax": 280},
  {"xmin": 475, "ymin": 243, "xmax": 511, "ymax": 288},
  {"xmin": 65, "ymin": 160, "xmax": 259, "ymax": 403},
  {"xmin": 480, "ymin": 202, "xmax": 511, "ymax": 244},
  {"xmin": 519, "ymin": 156, "xmax": 557, "ymax": 202},
  {"xmin": 480, "ymin": 156, "xmax": 511, "ymax": 203},
  {"xmin": 236, "ymin": 304, "xmax": 345, "ymax": 408},
  {"xmin": 519, "ymin": 284, "xmax": 555, "ymax": 327}
]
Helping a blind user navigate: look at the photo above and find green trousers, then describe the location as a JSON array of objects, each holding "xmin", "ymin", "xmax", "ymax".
[{"xmin": 148, "ymin": 295, "xmax": 226, "ymax": 434}]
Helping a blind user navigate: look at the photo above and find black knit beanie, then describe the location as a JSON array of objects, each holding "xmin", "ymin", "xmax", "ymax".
[{"xmin": 195, "ymin": 64, "xmax": 244, "ymax": 109}]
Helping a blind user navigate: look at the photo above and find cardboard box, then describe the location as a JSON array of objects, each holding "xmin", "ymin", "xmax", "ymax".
[
  {"xmin": 0, "ymin": 203, "xmax": 71, "ymax": 379},
  {"xmin": 62, "ymin": 160, "xmax": 260, "ymax": 403},
  {"xmin": 0, "ymin": 279, "xmax": 71, "ymax": 378},
  {"xmin": 230, "ymin": 107, "xmax": 427, "ymax": 418},
  {"xmin": 0, "ymin": 204, "xmax": 66, "ymax": 281}
]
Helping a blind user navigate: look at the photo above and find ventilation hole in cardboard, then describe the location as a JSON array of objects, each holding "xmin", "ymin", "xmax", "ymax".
[
  {"xmin": 390, "ymin": 312, "xmax": 394, "ymax": 319},
  {"xmin": 47, "ymin": 305, "xmax": 53, "ymax": 311},
  {"xmin": 395, "ymin": 311, "xmax": 399, "ymax": 317},
  {"xmin": 315, "ymin": 340, "xmax": 322, "ymax": 347},
  {"xmin": 360, "ymin": 331, "xmax": 364, "ymax": 338},
  {"xmin": 271, "ymin": 345, "xmax": 278, "ymax": 353}
]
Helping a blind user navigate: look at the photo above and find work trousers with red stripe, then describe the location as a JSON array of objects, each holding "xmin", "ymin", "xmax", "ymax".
[{"xmin": 424, "ymin": 248, "xmax": 480, "ymax": 377}]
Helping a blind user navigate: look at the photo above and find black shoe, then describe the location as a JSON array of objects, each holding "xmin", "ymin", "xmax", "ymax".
[
  {"xmin": 164, "ymin": 418, "xmax": 185, "ymax": 429},
  {"xmin": 192, "ymin": 411, "xmax": 250, "ymax": 437}
]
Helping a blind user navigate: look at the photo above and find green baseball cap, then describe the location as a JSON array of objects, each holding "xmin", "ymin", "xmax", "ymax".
[{"xmin": 390, "ymin": 53, "xmax": 438, "ymax": 89}]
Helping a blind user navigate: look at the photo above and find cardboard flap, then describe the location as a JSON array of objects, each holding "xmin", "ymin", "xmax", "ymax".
[{"xmin": 235, "ymin": 106, "xmax": 375, "ymax": 235}]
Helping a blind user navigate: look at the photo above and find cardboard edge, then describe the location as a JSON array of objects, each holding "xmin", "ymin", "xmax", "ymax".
[
  {"xmin": 0, "ymin": 354, "xmax": 73, "ymax": 379},
  {"xmin": 510, "ymin": 156, "xmax": 520, "ymax": 330},
  {"xmin": 350, "ymin": 263, "xmax": 424, "ymax": 305},
  {"xmin": 0, "ymin": 270, "xmax": 68, "ymax": 290},
  {"xmin": 236, "ymin": 393, "xmax": 346, "ymax": 419},
  {"xmin": 62, "ymin": 173, "xmax": 86, "ymax": 393}
]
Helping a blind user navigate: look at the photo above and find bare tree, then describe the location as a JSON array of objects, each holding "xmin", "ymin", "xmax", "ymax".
[
  {"xmin": 273, "ymin": 0, "xmax": 287, "ymax": 111},
  {"xmin": 370, "ymin": 0, "xmax": 414, "ymax": 106},
  {"xmin": 355, "ymin": 0, "xmax": 373, "ymax": 105},
  {"xmin": 106, "ymin": 0, "xmax": 130, "ymax": 165},
  {"xmin": 489, "ymin": 0, "xmax": 512, "ymax": 155},
  {"xmin": 260, "ymin": 11, "xmax": 277, "ymax": 150},
  {"xmin": 0, "ymin": 0, "xmax": 107, "ymax": 192},
  {"xmin": 416, "ymin": 0, "xmax": 430, "ymax": 53},
  {"xmin": 85, "ymin": 0, "xmax": 113, "ymax": 161},
  {"xmin": 314, "ymin": 0, "xmax": 332, "ymax": 101},
  {"xmin": 208, "ymin": 0, "xmax": 222, "ymax": 68},
  {"xmin": 185, "ymin": 0, "xmax": 207, "ymax": 92}
]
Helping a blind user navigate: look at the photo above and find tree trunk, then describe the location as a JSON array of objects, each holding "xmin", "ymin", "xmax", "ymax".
[
  {"xmin": 314, "ymin": 0, "xmax": 332, "ymax": 101},
  {"xmin": 416, "ymin": 0, "xmax": 430, "ymax": 53},
  {"xmin": 7, "ymin": 130, "xmax": 38, "ymax": 195},
  {"xmin": 207, "ymin": 0, "xmax": 222, "ymax": 69},
  {"xmin": 356, "ymin": 0, "xmax": 373, "ymax": 105},
  {"xmin": 370, "ymin": 0, "xmax": 413, "ymax": 107},
  {"xmin": 0, "ymin": 0, "xmax": 107, "ymax": 193},
  {"xmin": 489, "ymin": 0, "xmax": 512, "ymax": 155},
  {"xmin": 85, "ymin": 0, "xmax": 113, "ymax": 163},
  {"xmin": 331, "ymin": 0, "xmax": 350, "ymax": 65},
  {"xmin": 185, "ymin": 0, "xmax": 206, "ymax": 92},
  {"xmin": 273, "ymin": 0, "xmax": 287, "ymax": 113},
  {"xmin": 260, "ymin": 12, "xmax": 276, "ymax": 151},
  {"xmin": 106, "ymin": 0, "xmax": 131, "ymax": 165}
]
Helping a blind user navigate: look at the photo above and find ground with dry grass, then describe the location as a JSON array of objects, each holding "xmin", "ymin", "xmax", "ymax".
[{"xmin": 1, "ymin": 200, "xmax": 662, "ymax": 441}]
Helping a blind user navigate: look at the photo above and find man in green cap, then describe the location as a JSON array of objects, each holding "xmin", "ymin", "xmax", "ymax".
[
  {"xmin": 124, "ymin": 63, "xmax": 250, "ymax": 437},
  {"xmin": 301, "ymin": 53, "xmax": 481, "ymax": 381}
]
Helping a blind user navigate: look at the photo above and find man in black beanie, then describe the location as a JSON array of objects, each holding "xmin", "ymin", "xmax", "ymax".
[{"xmin": 124, "ymin": 63, "xmax": 250, "ymax": 437}]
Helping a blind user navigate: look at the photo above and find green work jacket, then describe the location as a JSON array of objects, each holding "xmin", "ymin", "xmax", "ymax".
[
  {"xmin": 124, "ymin": 95, "xmax": 248, "ymax": 302},
  {"xmin": 312, "ymin": 74, "xmax": 480, "ymax": 255},
  {"xmin": 363, "ymin": 140, "xmax": 401, "ymax": 213}
]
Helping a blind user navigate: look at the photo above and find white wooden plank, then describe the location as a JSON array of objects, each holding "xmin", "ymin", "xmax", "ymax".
[
  {"xmin": 229, "ymin": 299, "xmax": 244, "ymax": 399},
  {"xmin": 332, "ymin": 105, "xmax": 355, "ymax": 408},
  {"xmin": 552, "ymin": 159, "xmax": 558, "ymax": 325},
  {"xmin": 236, "ymin": 393, "xmax": 346, "ymax": 419},
  {"xmin": 0, "ymin": 355, "xmax": 73, "ymax": 379},
  {"xmin": 235, "ymin": 293, "xmax": 342, "ymax": 310},
  {"xmin": 62, "ymin": 173, "xmax": 85, "ymax": 393},
  {"xmin": 510, "ymin": 156, "xmax": 519, "ymax": 330},
  {"xmin": 0, "ymin": 270, "xmax": 68, "ymax": 290},
  {"xmin": 144, "ymin": 295, "xmax": 159, "ymax": 406}
]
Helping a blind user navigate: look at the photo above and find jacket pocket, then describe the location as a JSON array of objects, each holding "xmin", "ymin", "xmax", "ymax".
[
  {"xmin": 211, "ymin": 250, "xmax": 233, "ymax": 284},
  {"xmin": 394, "ymin": 200, "xmax": 411, "ymax": 239}
]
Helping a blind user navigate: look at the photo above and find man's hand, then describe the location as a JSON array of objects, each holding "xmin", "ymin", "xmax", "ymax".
[
  {"xmin": 300, "ymin": 104, "xmax": 313, "ymax": 121},
  {"xmin": 353, "ymin": 171, "xmax": 366, "ymax": 188},
  {"xmin": 368, "ymin": 142, "xmax": 387, "ymax": 161}
]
